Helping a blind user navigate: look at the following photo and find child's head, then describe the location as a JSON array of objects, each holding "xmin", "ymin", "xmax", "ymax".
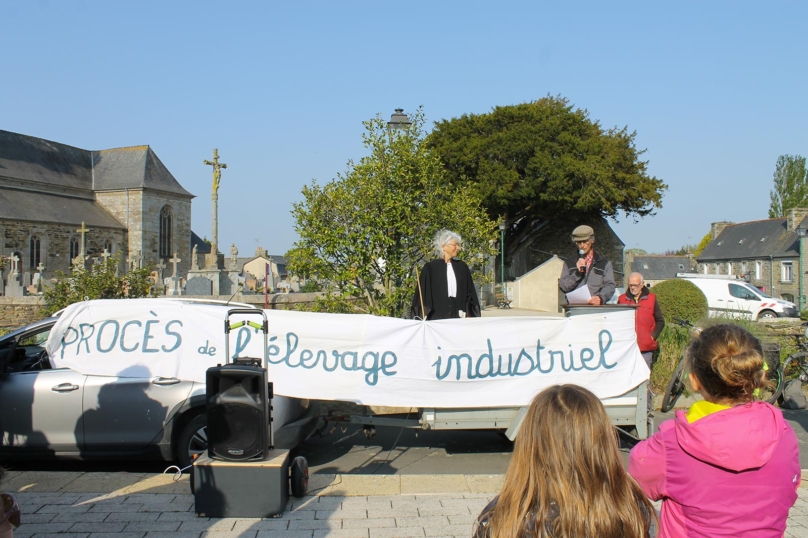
[
  {"xmin": 516, "ymin": 384, "xmax": 619, "ymax": 473},
  {"xmin": 482, "ymin": 384, "xmax": 652, "ymax": 538},
  {"xmin": 687, "ymin": 323, "xmax": 769, "ymax": 404}
]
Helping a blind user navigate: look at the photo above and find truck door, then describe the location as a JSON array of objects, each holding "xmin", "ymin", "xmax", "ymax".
[{"xmin": 728, "ymin": 283, "xmax": 755, "ymax": 319}]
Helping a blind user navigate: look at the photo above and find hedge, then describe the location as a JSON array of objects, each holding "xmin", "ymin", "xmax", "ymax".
[{"xmin": 651, "ymin": 279, "xmax": 708, "ymax": 324}]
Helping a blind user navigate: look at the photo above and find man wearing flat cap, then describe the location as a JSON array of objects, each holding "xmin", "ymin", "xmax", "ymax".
[{"xmin": 559, "ymin": 224, "xmax": 616, "ymax": 305}]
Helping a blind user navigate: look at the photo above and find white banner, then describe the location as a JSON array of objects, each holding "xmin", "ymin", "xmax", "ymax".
[{"xmin": 47, "ymin": 299, "xmax": 648, "ymax": 408}]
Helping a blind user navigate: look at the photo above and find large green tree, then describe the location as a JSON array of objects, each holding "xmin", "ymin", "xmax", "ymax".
[
  {"xmin": 426, "ymin": 96, "xmax": 667, "ymax": 223},
  {"xmin": 768, "ymin": 154, "xmax": 808, "ymax": 218},
  {"xmin": 287, "ymin": 108, "xmax": 497, "ymax": 317}
]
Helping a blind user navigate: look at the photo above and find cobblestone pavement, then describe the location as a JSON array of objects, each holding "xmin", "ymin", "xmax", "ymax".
[{"xmin": 4, "ymin": 487, "xmax": 808, "ymax": 537}]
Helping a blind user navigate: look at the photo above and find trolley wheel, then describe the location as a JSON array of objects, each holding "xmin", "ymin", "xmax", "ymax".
[
  {"xmin": 758, "ymin": 358, "xmax": 784, "ymax": 404},
  {"xmin": 661, "ymin": 358, "xmax": 686, "ymax": 413},
  {"xmin": 290, "ymin": 456, "xmax": 309, "ymax": 498}
]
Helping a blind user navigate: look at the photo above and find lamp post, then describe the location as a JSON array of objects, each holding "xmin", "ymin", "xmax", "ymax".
[
  {"xmin": 499, "ymin": 222, "xmax": 506, "ymax": 298},
  {"xmin": 387, "ymin": 108, "xmax": 412, "ymax": 131},
  {"xmin": 798, "ymin": 222, "xmax": 808, "ymax": 312},
  {"xmin": 387, "ymin": 109, "xmax": 411, "ymax": 315}
]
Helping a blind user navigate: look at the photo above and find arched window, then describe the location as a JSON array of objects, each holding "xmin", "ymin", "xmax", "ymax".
[
  {"xmin": 69, "ymin": 237, "xmax": 80, "ymax": 261},
  {"xmin": 159, "ymin": 205, "xmax": 173, "ymax": 258},
  {"xmin": 104, "ymin": 238, "xmax": 113, "ymax": 254},
  {"xmin": 30, "ymin": 235, "xmax": 41, "ymax": 269}
]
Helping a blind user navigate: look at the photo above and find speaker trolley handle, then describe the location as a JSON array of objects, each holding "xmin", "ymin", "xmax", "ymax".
[{"xmin": 223, "ymin": 308, "xmax": 269, "ymax": 368}]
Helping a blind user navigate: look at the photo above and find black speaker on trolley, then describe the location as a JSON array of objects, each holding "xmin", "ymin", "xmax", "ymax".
[{"xmin": 206, "ymin": 363, "xmax": 270, "ymax": 462}]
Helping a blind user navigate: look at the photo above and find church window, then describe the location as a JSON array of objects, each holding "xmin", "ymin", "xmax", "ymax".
[
  {"xmin": 29, "ymin": 235, "xmax": 41, "ymax": 269},
  {"xmin": 104, "ymin": 239, "xmax": 114, "ymax": 256},
  {"xmin": 69, "ymin": 237, "xmax": 80, "ymax": 261},
  {"xmin": 159, "ymin": 205, "xmax": 173, "ymax": 258}
]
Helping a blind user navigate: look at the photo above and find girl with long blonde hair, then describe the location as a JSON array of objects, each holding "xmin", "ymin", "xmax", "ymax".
[{"xmin": 474, "ymin": 384, "xmax": 654, "ymax": 538}]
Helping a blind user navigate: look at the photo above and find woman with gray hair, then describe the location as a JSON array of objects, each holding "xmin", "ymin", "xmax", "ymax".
[{"xmin": 411, "ymin": 229, "xmax": 481, "ymax": 320}]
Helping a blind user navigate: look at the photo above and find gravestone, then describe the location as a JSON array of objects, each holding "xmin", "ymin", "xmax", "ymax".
[
  {"xmin": 186, "ymin": 276, "xmax": 213, "ymax": 296},
  {"xmin": 5, "ymin": 272, "xmax": 24, "ymax": 297}
]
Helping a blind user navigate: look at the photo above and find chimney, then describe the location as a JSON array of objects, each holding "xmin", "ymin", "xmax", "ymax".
[
  {"xmin": 710, "ymin": 221, "xmax": 731, "ymax": 240},
  {"xmin": 255, "ymin": 246, "xmax": 268, "ymax": 258},
  {"xmin": 786, "ymin": 208, "xmax": 808, "ymax": 231}
]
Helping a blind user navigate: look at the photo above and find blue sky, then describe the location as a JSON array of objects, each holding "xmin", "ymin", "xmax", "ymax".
[{"xmin": 3, "ymin": 1, "xmax": 807, "ymax": 257}]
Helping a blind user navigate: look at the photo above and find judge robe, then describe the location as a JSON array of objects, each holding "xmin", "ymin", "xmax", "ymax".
[{"xmin": 411, "ymin": 258, "xmax": 481, "ymax": 320}]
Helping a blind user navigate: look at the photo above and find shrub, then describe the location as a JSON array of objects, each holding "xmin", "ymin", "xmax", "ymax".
[
  {"xmin": 801, "ymin": 309, "xmax": 808, "ymax": 321},
  {"xmin": 42, "ymin": 255, "xmax": 153, "ymax": 317},
  {"xmin": 652, "ymin": 279, "xmax": 708, "ymax": 324},
  {"xmin": 650, "ymin": 324, "xmax": 691, "ymax": 392}
]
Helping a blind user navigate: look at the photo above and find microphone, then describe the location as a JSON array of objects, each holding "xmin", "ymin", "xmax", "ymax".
[{"xmin": 578, "ymin": 249, "xmax": 586, "ymax": 272}]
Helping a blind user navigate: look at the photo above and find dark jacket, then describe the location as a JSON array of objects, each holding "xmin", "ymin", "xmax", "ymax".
[
  {"xmin": 617, "ymin": 287, "xmax": 665, "ymax": 352},
  {"xmin": 411, "ymin": 258, "xmax": 481, "ymax": 320},
  {"xmin": 559, "ymin": 249, "xmax": 616, "ymax": 304}
]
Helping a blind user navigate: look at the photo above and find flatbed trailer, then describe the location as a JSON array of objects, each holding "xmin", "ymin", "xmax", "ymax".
[{"xmin": 340, "ymin": 304, "xmax": 652, "ymax": 441}]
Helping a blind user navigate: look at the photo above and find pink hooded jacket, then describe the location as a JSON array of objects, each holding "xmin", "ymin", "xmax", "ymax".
[{"xmin": 629, "ymin": 402, "xmax": 799, "ymax": 538}]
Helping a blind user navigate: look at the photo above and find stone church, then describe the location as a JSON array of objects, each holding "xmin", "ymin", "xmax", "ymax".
[{"xmin": 0, "ymin": 129, "xmax": 195, "ymax": 281}]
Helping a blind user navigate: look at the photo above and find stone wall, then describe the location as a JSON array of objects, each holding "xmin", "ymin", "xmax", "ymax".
[
  {"xmin": 96, "ymin": 190, "xmax": 192, "ymax": 276},
  {"xmin": 0, "ymin": 220, "xmax": 126, "ymax": 279},
  {"xmin": 0, "ymin": 296, "xmax": 47, "ymax": 330}
]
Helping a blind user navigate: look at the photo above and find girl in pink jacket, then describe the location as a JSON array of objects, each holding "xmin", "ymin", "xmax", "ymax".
[{"xmin": 629, "ymin": 324, "xmax": 800, "ymax": 537}]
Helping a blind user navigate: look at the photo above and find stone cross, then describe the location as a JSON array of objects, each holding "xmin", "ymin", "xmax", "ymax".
[
  {"xmin": 154, "ymin": 259, "xmax": 167, "ymax": 282},
  {"xmin": 76, "ymin": 222, "xmax": 91, "ymax": 259},
  {"xmin": 169, "ymin": 252, "xmax": 182, "ymax": 296},
  {"xmin": 203, "ymin": 149, "xmax": 227, "ymax": 258},
  {"xmin": 101, "ymin": 248, "xmax": 111, "ymax": 264},
  {"xmin": 9, "ymin": 254, "xmax": 19, "ymax": 275},
  {"xmin": 169, "ymin": 252, "xmax": 182, "ymax": 277},
  {"xmin": 128, "ymin": 250, "xmax": 142, "ymax": 271},
  {"xmin": 36, "ymin": 262, "xmax": 45, "ymax": 273}
]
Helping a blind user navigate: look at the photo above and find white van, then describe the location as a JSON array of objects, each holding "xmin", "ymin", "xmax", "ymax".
[{"xmin": 676, "ymin": 274, "xmax": 799, "ymax": 320}]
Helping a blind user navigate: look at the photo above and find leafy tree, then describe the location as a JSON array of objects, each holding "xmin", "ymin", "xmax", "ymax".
[
  {"xmin": 42, "ymin": 255, "xmax": 154, "ymax": 316},
  {"xmin": 769, "ymin": 154, "xmax": 808, "ymax": 218},
  {"xmin": 426, "ymin": 96, "xmax": 667, "ymax": 223},
  {"xmin": 287, "ymin": 108, "xmax": 497, "ymax": 317},
  {"xmin": 693, "ymin": 232, "xmax": 712, "ymax": 257}
]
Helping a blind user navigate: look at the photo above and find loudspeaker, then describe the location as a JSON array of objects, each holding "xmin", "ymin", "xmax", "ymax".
[{"xmin": 206, "ymin": 364, "xmax": 270, "ymax": 461}]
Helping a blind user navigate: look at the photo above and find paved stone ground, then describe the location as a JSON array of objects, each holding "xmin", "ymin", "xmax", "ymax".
[{"xmin": 3, "ymin": 477, "xmax": 808, "ymax": 537}]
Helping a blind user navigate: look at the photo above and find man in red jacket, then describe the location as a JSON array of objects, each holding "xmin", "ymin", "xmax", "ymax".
[{"xmin": 618, "ymin": 272, "xmax": 665, "ymax": 368}]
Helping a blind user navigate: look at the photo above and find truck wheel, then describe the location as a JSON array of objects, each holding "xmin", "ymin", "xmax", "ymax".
[
  {"xmin": 290, "ymin": 456, "xmax": 309, "ymax": 498},
  {"xmin": 758, "ymin": 310, "xmax": 777, "ymax": 320},
  {"xmin": 177, "ymin": 414, "xmax": 208, "ymax": 470}
]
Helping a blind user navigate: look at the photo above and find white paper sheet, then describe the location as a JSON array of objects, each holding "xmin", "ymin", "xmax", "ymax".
[{"xmin": 566, "ymin": 285, "xmax": 592, "ymax": 305}]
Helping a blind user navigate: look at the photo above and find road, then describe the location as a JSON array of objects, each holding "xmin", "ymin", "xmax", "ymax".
[{"xmin": 3, "ymin": 407, "xmax": 807, "ymax": 476}]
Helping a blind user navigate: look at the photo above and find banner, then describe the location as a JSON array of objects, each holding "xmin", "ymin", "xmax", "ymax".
[{"xmin": 47, "ymin": 299, "xmax": 648, "ymax": 408}]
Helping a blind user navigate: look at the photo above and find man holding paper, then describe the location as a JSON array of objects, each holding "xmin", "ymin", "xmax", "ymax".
[{"xmin": 559, "ymin": 225, "xmax": 616, "ymax": 305}]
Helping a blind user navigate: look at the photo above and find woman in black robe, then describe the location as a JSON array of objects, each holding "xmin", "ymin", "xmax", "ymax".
[{"xmin": 411, "ymin": 229, "xmax": 481, "ymax": 320}]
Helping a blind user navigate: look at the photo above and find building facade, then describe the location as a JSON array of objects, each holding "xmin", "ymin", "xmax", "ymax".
[
  {"xmin": 696, "ymin": 209, "xmax": 808, "ymax": 304},
  {"xmin": 0, "ymin": 130, "xmax": 195, "ymax": 283}
]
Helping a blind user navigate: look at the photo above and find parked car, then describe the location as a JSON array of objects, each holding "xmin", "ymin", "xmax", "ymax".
[
  {"xmin": 676, "ymin": 274, "xmax": 799, "ymax": 320},
  {"xmin": 0, "ymin": 301, "xmax": 320, "ymax": 468}
]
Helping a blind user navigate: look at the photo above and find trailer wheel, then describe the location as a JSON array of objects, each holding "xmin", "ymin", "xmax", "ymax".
[{"xmin": 290, "ymin": 456, "xmax": 309, "ymax": 498}]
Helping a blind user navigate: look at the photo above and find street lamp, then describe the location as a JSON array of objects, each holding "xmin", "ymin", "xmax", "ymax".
[
  {"xmin": 798, "ymin": 221, "xmax": 808, "ymax": 312},
  {"xmin": 387, "ymin": 108, "xmax": 412, "ymax": 131},
  {"xmin": 386, "ymin": 108, "xmax": 411, "ymax": 314},
  {"xmin": 499, "ymin": 222, "xmax": 506, "ymax": 299}
]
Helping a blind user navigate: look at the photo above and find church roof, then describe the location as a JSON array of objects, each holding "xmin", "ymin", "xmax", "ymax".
[
  {"xmin": 0, "ymin": 130, "xmax": 92, "ymax": 189},
  {"xmin": 0, "ymin": 130, "xmax": 193, "ymax": 197},
  {"xmin": 0, "ymin": 188, "xmax": 125, "ymax": 229},
  {"xmin": 94, "ymin": 146, "xmax": 193, "ymax": 197}
]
